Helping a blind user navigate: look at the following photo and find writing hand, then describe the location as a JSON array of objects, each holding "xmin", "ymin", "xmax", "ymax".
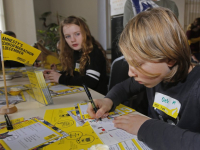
[
  {"xmin": 113, "ymin": 114, "xmax": 150, "ymax": 135},
  {"xmin": 87, "ymin": 98, "xmax": 113, "ymax": 119}
]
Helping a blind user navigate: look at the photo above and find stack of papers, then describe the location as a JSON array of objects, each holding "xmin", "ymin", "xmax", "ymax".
[
  {"xmin": 0, "ymin": 103, "xmax": 152, "ymax": 149},
  {"xmin": 43, "ymin": 103, "xmax": 152, "ymax": 150}
]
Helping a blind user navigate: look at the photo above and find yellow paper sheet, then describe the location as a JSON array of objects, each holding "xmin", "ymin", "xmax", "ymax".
[
  {"xmin": 43, "ymin": 108, "xmax": 103, "ymax": 150},
  {"xmin": 44, "ymin": 107, "xmax": 77, "ymax": 131},
  {"xmin": 0, "ymin": 118, "xmax": 63, "ymax": 150},
  {"xmin": 0, "ymin": 119, "xmax": 37, "ymax": 133},
  {"xmin": 43, "ymin": 122, "xmax": 103, "ymax": 150}
]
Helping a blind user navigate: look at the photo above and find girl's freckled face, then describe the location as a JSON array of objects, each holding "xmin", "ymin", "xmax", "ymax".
[{"xmin": 63, "ymin": 24, "xmax": 83, "ymax": 51}]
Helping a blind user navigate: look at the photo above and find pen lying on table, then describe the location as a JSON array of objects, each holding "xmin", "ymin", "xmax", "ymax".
[
  {"xmin": 4, "ymin": 114, "xmax": 13, "ymax": 130},
  {"xmin": 82, "ymin": 84, "xmax": 102, "ymax": 121}
]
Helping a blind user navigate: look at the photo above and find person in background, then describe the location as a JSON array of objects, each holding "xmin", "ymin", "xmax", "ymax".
[
  {"xmin": 186, "ymin": 17, "xmax": 200, "ymax": 63},
  {"xmin": 123, "ymin": 0, "xmax": 179, "ymax": 27},
  {"xmin": 43, "ymin": 16, "xmax": 109, "ymax": 95},
  {"xmin": 3, "ymin": 31, "xmax": 16, "ymax": 38},
  {"xmin": 3, "ymin": 31, "xmax": 25, "ymax": 68},
  {"xmin": 87, "ymin": 7, "xmax": 200, "ymax": 149},
  {"xmin": 33, "ymin": 42, "xmax": 62, "ymax": 71}
]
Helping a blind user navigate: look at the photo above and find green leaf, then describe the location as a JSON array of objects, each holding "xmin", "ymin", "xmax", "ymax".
[{"xmin": 41, "ymin": 12, "xmax": 52, "ymax": 18}]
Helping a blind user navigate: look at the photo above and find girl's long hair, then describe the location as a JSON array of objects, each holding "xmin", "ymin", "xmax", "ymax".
[{"xmin": 59, "ymin": 16, "xmax": 109, "ymax": 76}]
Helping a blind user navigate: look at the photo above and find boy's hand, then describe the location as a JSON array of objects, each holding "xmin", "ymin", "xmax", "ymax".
[{"xmin": 113, "ymin": 114, "xmax": 150, "ymax": 135}]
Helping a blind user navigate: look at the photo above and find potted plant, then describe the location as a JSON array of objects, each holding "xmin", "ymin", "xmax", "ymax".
[{"xmin": 37, "ymin": 11, "xmax": 64, "ymax": 52}]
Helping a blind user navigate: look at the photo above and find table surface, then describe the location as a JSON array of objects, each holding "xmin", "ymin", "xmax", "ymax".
[{"xmin": 0, "ymin": 77, "xmax": 104, "ymax": 122}]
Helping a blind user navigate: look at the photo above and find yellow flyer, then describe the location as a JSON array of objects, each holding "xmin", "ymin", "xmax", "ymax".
[
  {"xmin": 44, "ymin": 107, "xmax": 77, "ymax": 131},
  {"xmin": 1, "ymin": 34, "xmax": 41, "ymax": 66},
  {"xmin": 43, "ymin": 122, "xmax": 103, "ymax": 150},
  {"xmin": 0, "ymin": 119, "xmax": 36, "ymax": 134},
  {"xmin": 43, "ymin": 108, "xmax": 103, "ymax": 149},
  {"xmin": 0, "ymin": 118, "xmax": 63, "ymax": 150}
]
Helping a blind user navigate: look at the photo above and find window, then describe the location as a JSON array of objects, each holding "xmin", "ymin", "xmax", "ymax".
[
  {"xmin": 0, "ymin": 0, "xmax": 6, "ymax": 32},
  {"xmin": 184, "ymin": 0, "xmax": 200, "ymax": 31}
]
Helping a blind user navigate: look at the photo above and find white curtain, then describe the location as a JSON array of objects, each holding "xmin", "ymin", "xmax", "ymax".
[
  {"xmin": 184, "ymin": 0, "xmax": 200, "ymax": 31},
  {"xmin": 0, "ymin": 0, "xmax": 6, "ymax": 32}
]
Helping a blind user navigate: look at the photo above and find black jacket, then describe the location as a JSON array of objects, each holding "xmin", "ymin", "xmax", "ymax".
[
  {"xmin": 138, "ymin": 119, "xmax": 200, "ymax": 150},
  {"xmin": 106, "ymin": 65, "xmax": 200, "ymax": 133},
  {"xmin": 59, "ymin": 44, "xmax": 108, "ymax": 95}
]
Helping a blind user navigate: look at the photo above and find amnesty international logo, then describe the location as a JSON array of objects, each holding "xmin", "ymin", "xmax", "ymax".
[{"xmin": 1, "ymin": 34, "xmax": 41, "ymax": 66}]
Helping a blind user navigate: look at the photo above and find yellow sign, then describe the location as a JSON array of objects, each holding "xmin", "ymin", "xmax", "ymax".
[{"xmin": 1, "ymin": 34, "xmax": 41, "ymax": 66}]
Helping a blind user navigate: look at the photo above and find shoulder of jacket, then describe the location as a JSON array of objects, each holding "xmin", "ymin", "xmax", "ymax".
[{"xmin": 89, "ymin": 44, "xmax": 103, "ymax": 56}]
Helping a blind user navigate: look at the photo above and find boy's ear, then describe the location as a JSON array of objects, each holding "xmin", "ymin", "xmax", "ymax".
[{"xmin": 167, "ymin": 59, "xmax": 176, "ymax": 67}]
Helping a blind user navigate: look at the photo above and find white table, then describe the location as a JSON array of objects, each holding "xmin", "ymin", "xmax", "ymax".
[{"xmin": 0, "ymin": 77, "xmax": 104, "ymax": 122}]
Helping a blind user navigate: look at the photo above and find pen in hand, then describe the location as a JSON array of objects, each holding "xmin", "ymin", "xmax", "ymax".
[{"xmin": 82, "ymin": 84, "xmax": 102, "ymax": 121}]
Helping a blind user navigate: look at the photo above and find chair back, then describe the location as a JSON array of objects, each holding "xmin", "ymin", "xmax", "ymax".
[{"xmin": 108, "ymin": 56, "xmax": 129, "ymax": 91}]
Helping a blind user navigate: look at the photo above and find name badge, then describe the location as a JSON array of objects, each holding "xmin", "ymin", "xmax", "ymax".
[
  {"xmin": 74, "ymin": 63, "xmax": 80, "ymax": 72},
  {"xmin": 153, "ymin": 92, "xmax": 181, "ymax": 119}
]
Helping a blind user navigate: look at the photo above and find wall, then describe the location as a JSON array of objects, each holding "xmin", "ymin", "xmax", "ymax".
[
  {"xmin": 173, "ymin": 0, "xmax": 185, "ymax": 28},
  {"xmin": 3, "ymin": 0, "xmax": 36, "ymax": 45},
  {"xmin": 97, "ymin": 0, "xmax": 109, "ymax": 49},
  {"xmin": 33, "ymin": 0, "xmax": 51, "ymax": 39},
  {"xmin": 3, "ymin": 0, "xmax": 186, "ymax": 48},
  {"xmin": 33, "ymin": 0, "xmax": 98, "ymax": 42},
  {"xmin": 50, "ymin": 0, "xmax": 98, "ymax": 40}
]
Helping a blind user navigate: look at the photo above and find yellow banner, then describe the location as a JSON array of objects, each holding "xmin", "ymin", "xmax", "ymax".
[{"xmin": 1, "ymin": 34, "xmax": 41, "ymax": 66}]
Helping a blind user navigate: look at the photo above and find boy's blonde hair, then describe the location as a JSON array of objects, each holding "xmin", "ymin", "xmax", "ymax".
[{"xmin": 119, "ymin": 8, "xmax": 191, "ymax": 82}]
